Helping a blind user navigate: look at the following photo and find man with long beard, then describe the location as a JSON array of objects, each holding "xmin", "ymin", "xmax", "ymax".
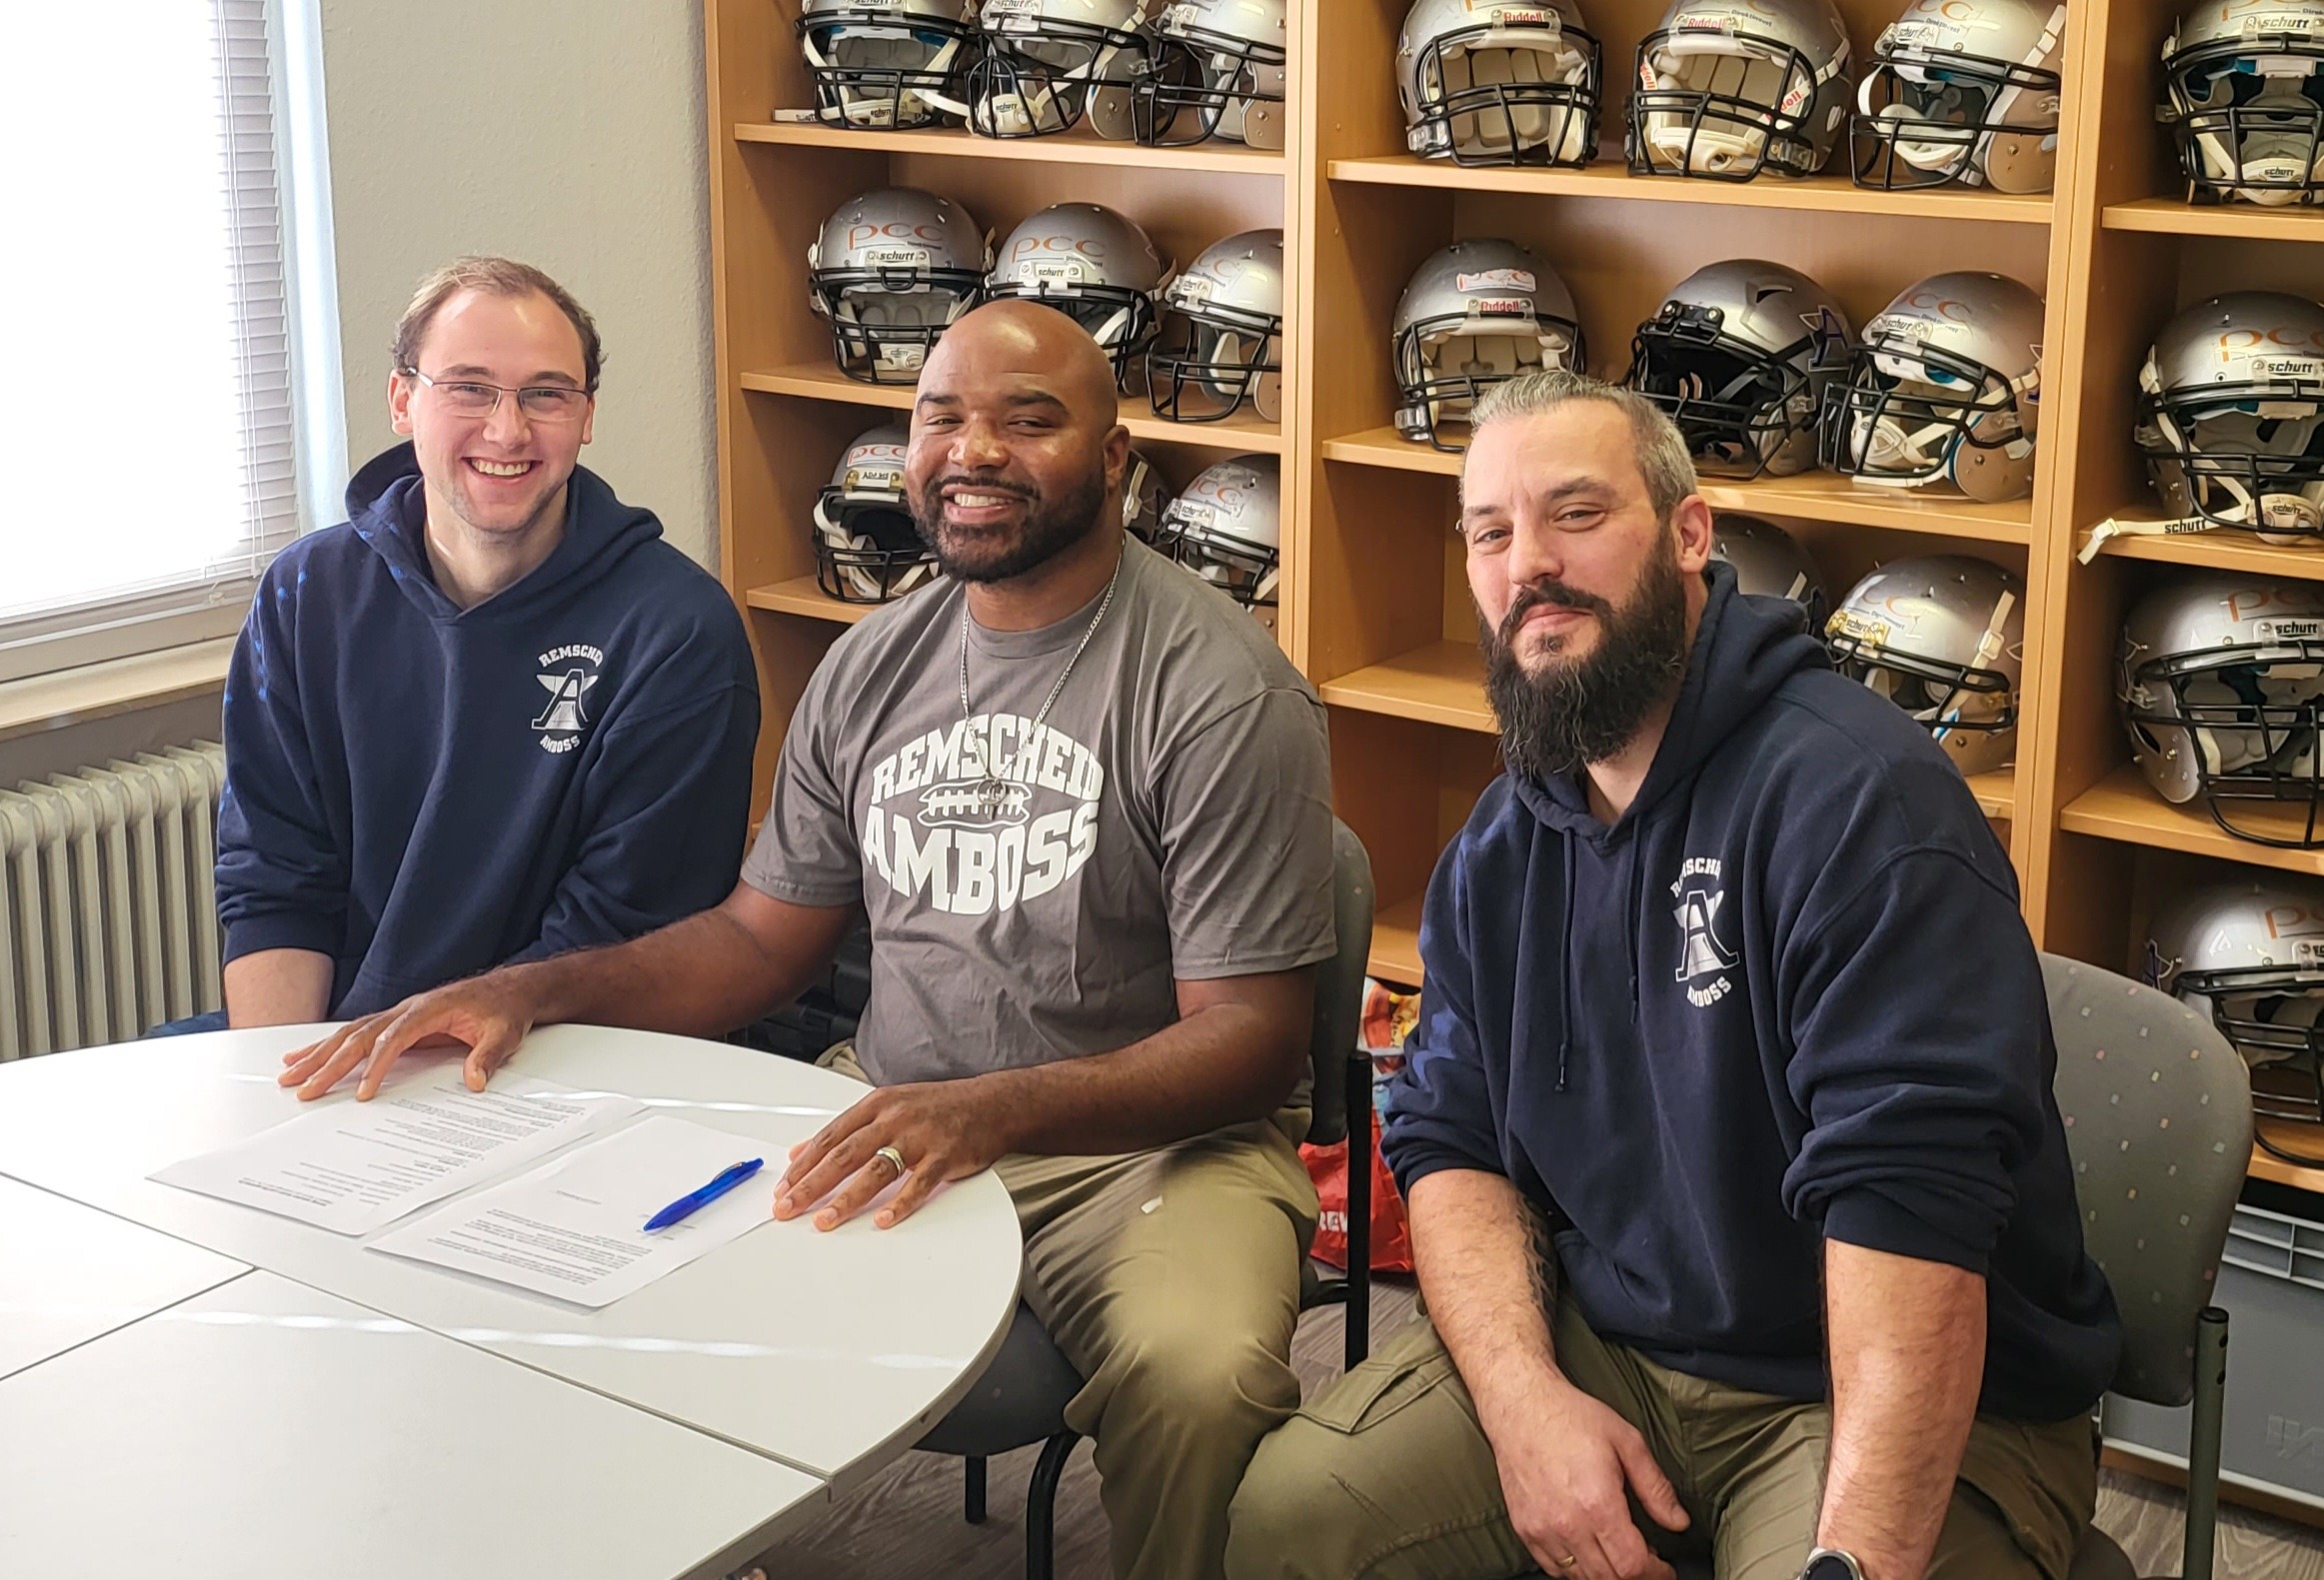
[
  {"xmin": 275, "ymin": 300, "xmax": 1336, "ymax": 1580},
  {"xmin": 1224, "ymin": 372, "xmax": 2119, "ymax": 1580}
]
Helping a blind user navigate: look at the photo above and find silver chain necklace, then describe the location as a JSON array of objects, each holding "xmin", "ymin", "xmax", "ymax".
[{"xmin": 957, "ymin": 554, "xmax": 1124, "ymax": 817}]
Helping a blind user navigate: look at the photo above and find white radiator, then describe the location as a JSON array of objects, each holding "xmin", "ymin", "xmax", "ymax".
[{"xmin": 0, "ymin": 742, "xmax": 227, "ymax": 1059}]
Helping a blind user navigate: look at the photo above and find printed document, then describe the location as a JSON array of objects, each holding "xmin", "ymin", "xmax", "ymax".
[
  {"xmin": 151, "ymin": 1071, "xmax": 643, "ymax": 1236},
  {"xmin": 368, "ymin": 1115, "xmax": 772, "ymax": 1308}
]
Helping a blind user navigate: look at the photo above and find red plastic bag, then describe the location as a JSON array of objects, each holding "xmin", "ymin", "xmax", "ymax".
[{"xmin": 1302, "ymin": 1107, "xmax": 1412, "ymax": 1273}]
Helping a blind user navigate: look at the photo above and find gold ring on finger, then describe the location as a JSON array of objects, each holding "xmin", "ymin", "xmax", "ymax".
[{"xmin": 875, "ymin": 1144, "xmax": 907, "ymax": 1176}]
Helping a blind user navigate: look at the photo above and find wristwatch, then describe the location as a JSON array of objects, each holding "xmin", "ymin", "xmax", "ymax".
[{"xmin": 1800, "ymin": 1550, "xmax": 1866, "ymax": 1580}]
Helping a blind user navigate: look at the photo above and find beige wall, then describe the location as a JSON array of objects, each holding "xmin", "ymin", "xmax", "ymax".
[{"xmin": 319, "ymin": 0, "xmax": 719, "ymax": 568}]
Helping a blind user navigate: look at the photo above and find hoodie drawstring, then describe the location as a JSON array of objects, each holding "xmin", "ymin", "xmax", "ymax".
[{"xmin": 1556, "ymin": 837, "xmax": 1575, "ymax": 1093}]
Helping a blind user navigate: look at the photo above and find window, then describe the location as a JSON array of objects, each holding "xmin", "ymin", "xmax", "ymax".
[{"xmin": 0, "ymin": 0, "xmax": 343, "ymax": 684}]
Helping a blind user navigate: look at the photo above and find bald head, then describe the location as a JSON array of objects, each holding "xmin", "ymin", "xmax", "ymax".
[{"xmin": 904, "ymin": 300, "xmax": 1133, "ymax": 585}]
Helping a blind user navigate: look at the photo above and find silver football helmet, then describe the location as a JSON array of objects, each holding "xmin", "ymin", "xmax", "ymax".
[
  {"xmin": 815, "ymin": 425, "xmax": 938, "ymax": 604},
  {"xmin": 1122, "ymin": 450, "xmax": 1174, "ymax": 543},
  {"xmin": 1397, "ymin": 0, "xmax": 1602, "ymax": 168},
  {"xmin": 1826, "ymin": 555, "xmax": 2025, "ymax": 776},
  {"xmin": 1150, "ymin": 228, "xmax": 1283, "ymax": 423},
  {"xmin": 797, "ymin": 0, "xmax": 978, "ymax": 130},
  {"xmin": 808, "ymin": 188, "xmax": 992, "ymax": 385},
  {"xmin": 2137, "ymin": 292, "xmax": 2324, "ymax": 540},
  {"xmin": 1628, "ymin": 0, "xmax": 1854, "ymax": 179},
  {"xmin": 986, "ymin": 204, "xmax": 1173, "ymax": 388},
  {"xmin": 1850, "ymin": 0, "xmax": 2066, "ymax": 192},
  {"xmin": 1135, "ymin": 0, "xmax": 1288, "ymax": 148},
  {"xmin": 2161, "ymin": 0, "xmax": 2324, "ymax": 206},
  {"xmin": 2143, "ymin": 877, "xmax": 2324, "ymax": 1156},
  {"xmin": 1624, "ymin": 259, "xmax": 1853, "ymax": 478},
  {"xmin": 965, "ymin": 0, "xmax": 1155, "ymax": 139},
  {"xmin": 1392, "ymin": 239, "xmax": 1585, "ymax": 451},
  {"xmin": 1160, "ymin": 455, "xmax": 1281, "ymax": 623},
  {"xmin": 1712, "ymin": 513, "xmax": 1828, "ymax": 627},
  {"xmin": 2120, "ymin": 571, "xmax": 2324, "ymax": 846},
  {"xmin": 1824, "ymin": 271, "xmax": 2045, "ymax": 502}
]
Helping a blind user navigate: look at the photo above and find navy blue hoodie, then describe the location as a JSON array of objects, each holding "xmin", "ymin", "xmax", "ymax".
[
  {"xmin": 215, "ymin": 444, "xmax": 760, "ymax": 1017},
  {"xmin": 1381, "ymin": 564, "xmax": 2121, "ymax": 1423}
]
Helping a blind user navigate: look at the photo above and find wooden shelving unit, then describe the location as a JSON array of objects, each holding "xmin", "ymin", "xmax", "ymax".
[{"xmin": 705, "ymin": 0, "xmax": 2324, "ymax": 1240}]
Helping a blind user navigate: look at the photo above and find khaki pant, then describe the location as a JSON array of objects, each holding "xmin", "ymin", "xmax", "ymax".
[
  {"xmin": 1225, "ymin": 1304, "xmax": 2100, "ymax": 1580},
  {"xmin": 821, "ymin": 1045, "xmax": 1319, "ymax": 1580}
]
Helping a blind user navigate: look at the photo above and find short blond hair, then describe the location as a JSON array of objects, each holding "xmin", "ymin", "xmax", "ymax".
[
  {"xmin": 391, "ymin": 256, "xmax": 603, "ymax": 394},
  {"xmin": 1467, "ymin": 370, "xmax": 1698, "ymax": 522}
]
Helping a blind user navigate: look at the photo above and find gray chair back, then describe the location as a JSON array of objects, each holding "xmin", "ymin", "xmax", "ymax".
[
  {"xmin": 2041, "ymin": 952, "xmax": 2252, "ymax": 1406},
  {"xmin": 1305, "ymin": 820, "xmax": 1376, "ymax": 1151}
]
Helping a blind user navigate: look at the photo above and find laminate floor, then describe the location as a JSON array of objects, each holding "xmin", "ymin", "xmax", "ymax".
[{"xmin": 752, "ymin": 1278, "xmax": 2324, "ymax": 1580}]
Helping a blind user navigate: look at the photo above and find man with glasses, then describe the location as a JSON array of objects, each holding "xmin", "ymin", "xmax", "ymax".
[{"xmin": 196, "ymin": 255, "xmax": 757, "ymax": 1031}]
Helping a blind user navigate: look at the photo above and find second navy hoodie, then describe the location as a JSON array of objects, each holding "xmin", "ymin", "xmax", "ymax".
[
  {"xmin": 214, "ymin": 444, "xmax": 760, "ymax": 1018},
  {"xmin": 1381, "ymin": 563, "xmax": 2121, "ymax": 1423}
]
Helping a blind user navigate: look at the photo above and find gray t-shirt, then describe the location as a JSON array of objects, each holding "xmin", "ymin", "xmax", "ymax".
[{"xmin": 743, "ymin": 534, "xmax": 1336, "ymax": 1085}]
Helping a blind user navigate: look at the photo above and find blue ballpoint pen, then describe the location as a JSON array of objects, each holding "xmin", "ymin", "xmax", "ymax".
[{"xmin": 644, "ymin": 1157, "xmax": 765, "ymax": 1232}]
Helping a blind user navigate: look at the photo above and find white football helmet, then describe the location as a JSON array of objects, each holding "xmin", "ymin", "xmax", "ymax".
[
  {"xmin": 2143, "ymin": 877, "xmax": 2324, "ymax": 1155},
  {"xmin": 1392, "ymin": 239, "xmax": 1584, "ymax": 451},
  {"xmin": 1712, "ymin": 513, "xmax": 1828, "ymax": 627},
  {"xmin": 966, "ymin": 0, "xmax": 1155, "ymax": 139},
  {"xmin": 1624, "ymin": 259, "xmax": 1854, "ymax": 478},
  {"xmin": 1397, "ymin": 0, "xmax": 1602, "ymax": 167},
  {"xmin": 986, "ymin": 204, "xmax": 1173, "ymax": 389},
  {"xmin": 1849, "ymin": 0, "xmax": 2066, "ymax": 192},
  {"xmin": 1628, "ymin": 0, "xmax": 1855, "ymax": 179},
  {"xmin": 1824, "ymin": 271, "xmax": 2045, "ymax": 502},
  {"xmin": 2161, "ymin": 0, "xmax": 2324, "ymax": 206},
  {"xmin": 2137, "ymin": 292, "xmax": 2324, "ymax": 540},
  {"xmin": 1135, "ymin": 0, "xmax": 1288, "ymax": 148},
  {"xmin": 1150, "ymin": 229, "xmax": 1284, "ymax": 423},
  {"xmin": 808, "ymin": 188, "xmax": 992, "ymax": 385},
  {"xmin": 815, "ymin": 425, "xmax": 938, "ymax": 604},
  {"xmin": 2120, "ymin": 571, "xmax": 2324, "ymax": 846},
  {"xmin": 797, "ymin": 0, "xmax": 978, "ymax": 129},
  {"xmin": 1160, "ymin": 455, "xmax": 1281, "ymax": 622},
  {"xmin": 1826, "ymin": 555, "xmax": 2025, "ymax": 776}
]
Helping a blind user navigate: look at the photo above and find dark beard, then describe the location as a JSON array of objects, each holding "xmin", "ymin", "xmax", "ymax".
[
  {"xmin": 911, "ymin": 469, "xmax": 1108, "ymax": 584},
  {"xmin": 1480, "ymin": 535, "xmax": 1691, "ymax": 782}
]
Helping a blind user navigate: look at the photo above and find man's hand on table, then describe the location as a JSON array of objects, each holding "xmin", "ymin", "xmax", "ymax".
[
  {"xmin": 276, "ymin": 973, "xmax": 543, "ymax": 1101},
  {"xmin": 776, "ymin": 1074, "xmax": 1023, "ymax": 1231}
]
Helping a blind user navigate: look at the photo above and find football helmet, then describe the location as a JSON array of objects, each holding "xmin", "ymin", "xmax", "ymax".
[
  {"xmin": 808, "ymin": 188, "xmax": 992, "ymax": 385},
  {"xmin": 1628, "ymin": 0, "xmax": 1855, "ymax": 180},
  {"xmin": 797, "ymin": 0, "xmax": 978, "ymax": 130},
  {"xmin": 815, "ymin": 425, "xmax": 938, "ymax": 604},
  {"xmin": 1392, "ymin": 239, "xmax": 1585, "ymax": 451},
  {"xmin": 1712, "ymin": 513, "xmax": 1828, "ymax": 626},
  {"xmin": 1849, "ymin": 0, "xmax": 2066, "ymax": 192},
  {"xmin": 2137, "ymin": 291, "xmax": 2324, "ymax": 540},
  {"xmin": 1160, "ymin": 455, "xmax": 1281, "ymax": 620},
  {"xmin": 1826, "ymin": 555, "xmax": 2025, "ymax": 776},
  {"xmin": 1150, "ymin": 228, "xmax": 1284, "ymax": 423},
  {"xmin": 2120, "ymin": 571, "xmax": 2324, "ymax": 847},
  {"xmin": 1823, "ymin": 271, "xmax": 2045, "ymax": 502},
  {"xmin": 1122, "ymin": 450, "xmax": 1174, "ymax": 542},
  {"xmin": 1135, "ymin": 0, "xmax": 1288, "ymax": 148},
  {"xmin": 964, "ymin": 0, "xmax": 1154, "ymax": 139},
  {"xmin": 2160, "ymin": 0, "xmax": 2324, "ymax": 206},
  {"xmin": 986, "ymin": 204, "xmax": 1173, "ymax": 388},
  {"xmin": 1396, "ymin": 0, "xmax": 1602, "ymax": 168},
  {"xmin": 2145, "ymin": 877, "xmax": 2324, "ymax": 1158},
  {"xmin": 1624, "ymin": 259, "xmax": 1853, "ymax": 478}
]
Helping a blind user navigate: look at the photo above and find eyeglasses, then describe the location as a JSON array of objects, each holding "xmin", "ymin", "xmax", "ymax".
[{"xmin": 401, "ymin": 368, "xmax": 590, "ymax": 423}]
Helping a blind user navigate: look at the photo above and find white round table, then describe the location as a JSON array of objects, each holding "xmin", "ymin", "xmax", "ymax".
[{"xmin": 0, "ymin": 1025, "xmax": 1024, "ymax": 1580}]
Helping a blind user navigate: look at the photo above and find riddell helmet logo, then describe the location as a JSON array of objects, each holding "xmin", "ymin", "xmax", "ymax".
[{"xmin": 847, "ymin": 221, "xmax": 948, "ymax": 249}]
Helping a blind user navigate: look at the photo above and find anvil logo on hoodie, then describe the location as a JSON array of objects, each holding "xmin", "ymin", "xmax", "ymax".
[
  {"xmin": 1672, "ymin": 854, "xmax": 1738, "ymax": 1006},
  {"xmin": 533, "ymin": 643, "xmax": 604, "ymax": 755}
]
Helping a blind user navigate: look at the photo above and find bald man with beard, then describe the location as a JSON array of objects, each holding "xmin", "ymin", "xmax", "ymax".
[{"xmin": 275, "ymin": 301, "xmax": 1340, "ymax": 1580}]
